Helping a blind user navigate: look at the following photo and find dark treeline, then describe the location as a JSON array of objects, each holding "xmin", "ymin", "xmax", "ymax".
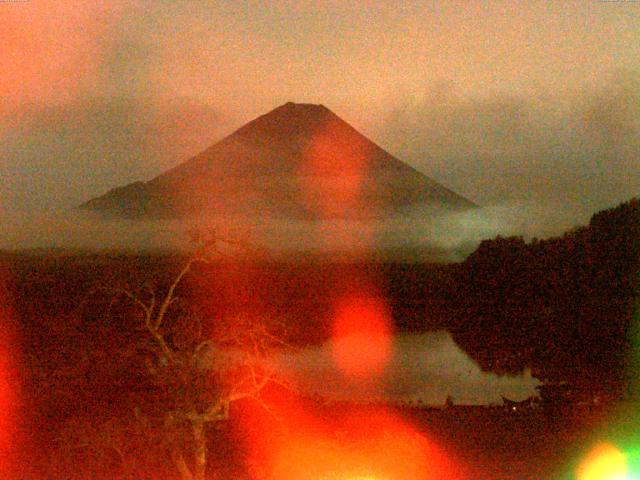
[{"xmin": 448, "ymin": 197, "xmax": 640, "ymax": 394}]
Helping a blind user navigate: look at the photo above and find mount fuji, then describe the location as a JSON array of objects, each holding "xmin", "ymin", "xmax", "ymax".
[{"xmin": 81, "ymin": 102, "xmax": 476, "ymax": 221}]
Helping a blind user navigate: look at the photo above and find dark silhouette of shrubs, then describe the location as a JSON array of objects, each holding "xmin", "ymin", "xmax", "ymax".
[{"xmin": 449, "ymin": 198, "xmax": 639, "ymax": 395}]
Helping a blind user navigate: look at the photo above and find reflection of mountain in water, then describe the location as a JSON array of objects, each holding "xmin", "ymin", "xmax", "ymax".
[{"xmin": 82, "ymin": 102, "xmax": 476, "ymax": 220}]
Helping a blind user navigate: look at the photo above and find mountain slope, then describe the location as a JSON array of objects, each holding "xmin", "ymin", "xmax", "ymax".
[{"xmin": 81, "ymin": 102, "xmax": 476, "ymax": 219}]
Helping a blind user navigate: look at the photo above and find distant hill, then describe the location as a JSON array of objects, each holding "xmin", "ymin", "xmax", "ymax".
[{"xmin": 81, "ymin": 102, "xmax": 476, "ymax": 220}]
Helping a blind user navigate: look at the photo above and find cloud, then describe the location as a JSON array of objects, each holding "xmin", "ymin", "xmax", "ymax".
[
  {"xmin": 0, "ymin": 200, "xmax": 596, "ymax": 260},
  {"xmin": 2, "ymin": 73, "xmax": 638, "ymax": 252},
  {"xmin": 0, "ymin": 1, "xmax": 129, "ymax": 111},
  {"xmin": 0, "ymin": 97, "xmax": 229, "ymax": 212},
  {"xmin": 378, "ymin": 71, "xmax": 640, "ymax": 216},
  {"xmin": 0, "ymin": 209, "xmax": 185, "ymax": 252}
]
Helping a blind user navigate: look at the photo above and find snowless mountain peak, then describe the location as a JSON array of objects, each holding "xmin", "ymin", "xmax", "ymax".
[{"xmin": 81, "ymin": 102, "xmax": 476, "ymax": 219}]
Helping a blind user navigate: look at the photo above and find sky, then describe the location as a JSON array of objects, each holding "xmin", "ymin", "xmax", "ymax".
[{"xmin": 1, "ymin": 0, "xmax": 639, "ymax": 244}]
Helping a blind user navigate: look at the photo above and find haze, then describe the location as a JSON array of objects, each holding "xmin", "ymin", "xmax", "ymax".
[{"xmin": 1, "ymin": 0, "xmax": 639, "ymax": 250}]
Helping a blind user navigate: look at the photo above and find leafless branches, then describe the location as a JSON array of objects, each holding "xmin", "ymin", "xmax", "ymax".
[{"xmin": 111, "ymin": 231, "xmax": 292, "ymax": 480}]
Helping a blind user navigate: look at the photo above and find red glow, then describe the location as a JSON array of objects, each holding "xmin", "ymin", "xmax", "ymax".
[
  {"xmin": 331, "ymin": 293, "xmax": 392, "ymax": 380},
  {"xmin": 236, "ymin": 397, "xmax": 465, "ymax": 480},
  {"xmin": 226, "ymin": 260, "xmax": 464, "ymax": 480},
  {"xmin": 0, "ymin": 272, "xmax": 20, "ymax": 477}
]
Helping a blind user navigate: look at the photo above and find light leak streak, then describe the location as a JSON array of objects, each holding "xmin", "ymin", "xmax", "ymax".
[
  {"xmin": 0, "ymin": 1, "xmax": 123, "ymax": 109},
  {"xmin": 300, "ymin": 117, "xmax": 370, "ymax": 218},
  {"xmin": 298, "ymin": 115, "xmax": 380, "ymax": 255},
  {"xmin": 227, "ymin": 92, "xmax": 461, "ymax": 480}
]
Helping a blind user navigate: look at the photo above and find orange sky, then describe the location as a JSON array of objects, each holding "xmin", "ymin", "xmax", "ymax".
[
  {"xmin": 2, "ymin": 1, "xmax": 638, "ymax": 114},
  {"xmin": 0, "ymin": 0, "xmax": 639, "ymax": 227}
]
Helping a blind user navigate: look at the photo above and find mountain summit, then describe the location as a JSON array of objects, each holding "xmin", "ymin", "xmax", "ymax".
[{"xmin": 81, "ymin": 102, "xmax": 476, "ymax": 219}]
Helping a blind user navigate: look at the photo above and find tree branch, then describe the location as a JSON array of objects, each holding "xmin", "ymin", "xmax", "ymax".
[{"xmin": 155, "ymin": 258, "xmax": 195, "ymax": 330}]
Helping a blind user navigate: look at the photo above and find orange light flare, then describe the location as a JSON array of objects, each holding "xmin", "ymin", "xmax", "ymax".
[
  {"xmin": 300, "ymin": 119, "xmax": 370, "ymax": 216},
  {"xmin": 0, "ymin": 269, "xmax": 21, "ymax": 477},
  {"xmin": 299, "ymin": 118, "xmax": 379, "ymax": 255},
  {"xmin": 229, "ymin": 266, "xmax": 467, "ymax": 480},
  {"xmin": 577, "ymin": 443, "xmax": 629, "ymax": 480},
  {"xmin": 234, "ymin": 396, "xmax": 467, "ymax": 480},
  {"xmin": 330, "ymin": 290, "xmax": 393, "ymax": 382}
]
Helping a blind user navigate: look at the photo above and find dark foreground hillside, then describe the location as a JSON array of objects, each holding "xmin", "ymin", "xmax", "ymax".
[
  {"xmin": 0, "ymin": 197, "xmax": 638, "ymax": 479},
  {"xmin": 10, "ymin": 393, "xmax": 626, "ymax": 480}
]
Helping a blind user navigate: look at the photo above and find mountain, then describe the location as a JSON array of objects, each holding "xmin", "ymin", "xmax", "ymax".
[{"xmin": 81, "ymin": 102, "xmax": 476, "ymax": 220}]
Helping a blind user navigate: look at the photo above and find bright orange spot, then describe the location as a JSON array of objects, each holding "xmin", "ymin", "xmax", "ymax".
[
  {"xmin": 578, "ymin": 443, "xmax": 628, "ymax": 480},
  {"xmin": 331, "ymin": 293, "xmax": 392, "ymax": 380},
  {"xmin": 232, "ymin": 268, "xmax": 464, "ymax": 480},
  {"xmin": 236, "ymin": 397, "xmax": 465, "ymax": 480}
]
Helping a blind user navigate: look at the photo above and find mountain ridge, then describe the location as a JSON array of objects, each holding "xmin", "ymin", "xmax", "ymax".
[{"xmin": 81, "ymin": 102, "xmax": 477, "ymax": 219}]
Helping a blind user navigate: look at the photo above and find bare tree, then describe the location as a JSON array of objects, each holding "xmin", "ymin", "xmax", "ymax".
[{"xmin": 116, "ymin": 234, "xmax": 291, "ymax": 480}]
